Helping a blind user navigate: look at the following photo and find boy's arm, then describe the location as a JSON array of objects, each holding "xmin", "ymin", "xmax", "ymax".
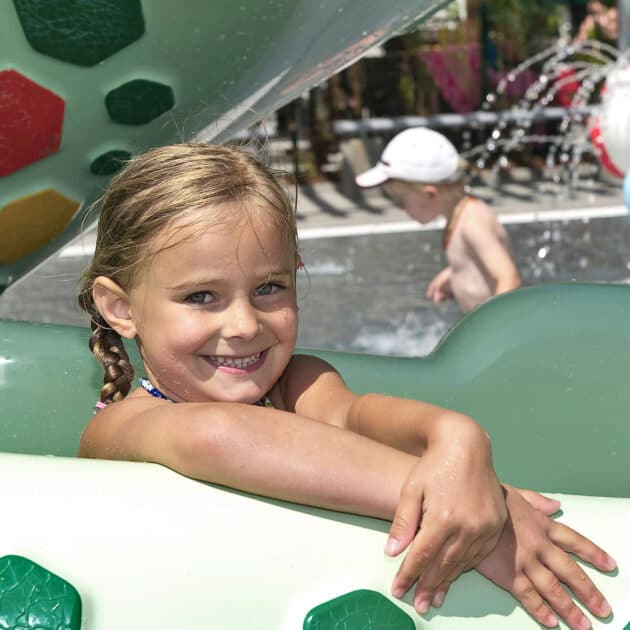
[{"xmin": 426, "ymin": 266, "xmax": 453, "ymax": 303}]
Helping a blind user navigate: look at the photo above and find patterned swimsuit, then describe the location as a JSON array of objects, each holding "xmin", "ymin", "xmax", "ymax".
[{"xmin": 93, "ymin": 378, "xmax": 274, "ymax": 413}]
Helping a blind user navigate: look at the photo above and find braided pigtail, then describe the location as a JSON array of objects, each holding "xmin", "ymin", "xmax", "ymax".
[{"xmin": 88, "ymin": 313, "xmax": 134, "ymax": 404}]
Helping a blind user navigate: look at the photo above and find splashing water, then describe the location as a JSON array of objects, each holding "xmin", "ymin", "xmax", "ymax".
[{"xmin": 463, "ymin": 40, "xmax": 629, "ymax": 195}]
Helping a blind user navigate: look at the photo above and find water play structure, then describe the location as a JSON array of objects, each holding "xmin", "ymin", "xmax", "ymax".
[
  {"xmin": 2, "ymin": 285, "xmax": 630, "ymax": 629},
  {"xmin": 1, "ymin": 1, "xmax": 630, "ymax": 629}
]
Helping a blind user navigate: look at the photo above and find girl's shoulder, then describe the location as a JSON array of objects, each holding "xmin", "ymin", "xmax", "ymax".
[
  {"xmin": 280, "ymin": 353, "xmax": 341, "ymax": 389},
  {"xmin": 277, "ymin": 354, "xmax": 358, "ymax": 425},
  {"xmin": 80, "ymin": 389, "xmax": 154, "ymax": 457}
]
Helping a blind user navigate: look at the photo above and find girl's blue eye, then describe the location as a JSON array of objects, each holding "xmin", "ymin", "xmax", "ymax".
[
  {"xmin": 186, "ymin": 291, "xmax": 214, "ymax": 305},
  {"xmin": 255, "ymin": 282, "xmax": 277, "ymax": 296}
]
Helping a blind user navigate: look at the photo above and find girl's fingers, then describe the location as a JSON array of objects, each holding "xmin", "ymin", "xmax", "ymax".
[
  {"xmin": 402, "ymin": 528, "xmax": 493, "ymax": 612},
  {"xmin": 525, "ymin": 564, "xmax": 593, "ymax": 630},
  {"xmin": 400, "ymin": 524, "xmax": 503, "ymax": 612},
  {"xmin": 410, "ymin": 536, "xmax": 467, "ymax": 613},
  {"xmin": 385, "ymin": 486, "xmax": 423, "ymax": 557},
  {"xmin": 547, "ymin": 521, "xmax": 617, "ymax": 573},
  {"xmin": 391, "ymin": 523, "xmax": 449, "ymax": 601},
  {"xmin": 431, "ymin": 535, "xmax": 493, "ymax": 590},
  {"xmin": 515, "ymin": 487, "xmax": 561, "ymax": 515},
  {"xmin": 510, "ymin": 575, "xmax": 559, "ymax": 628},
  {"xmin": 431, "ymin": 582, "xmax": 451, "ymax": 608},
  {"xmin": 541, "ymin": 547, "xmax": 612, "ymax": 619}
]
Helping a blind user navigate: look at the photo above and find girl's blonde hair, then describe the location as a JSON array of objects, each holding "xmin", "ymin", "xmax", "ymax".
[{"xmin": 78, "ymin": 142, "xmax": 298, "ymax": 405}]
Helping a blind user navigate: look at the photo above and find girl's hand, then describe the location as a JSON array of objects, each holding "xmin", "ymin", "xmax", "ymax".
[
  {"xmin": 387, "ymin": 417, "xmax": 506, "ymax": 614},
  {"xmin": 476, "ymin": 484, "xmax": 616, "ymax": 630}
]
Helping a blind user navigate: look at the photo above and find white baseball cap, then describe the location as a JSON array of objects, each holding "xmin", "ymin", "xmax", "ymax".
[{"xmin": 355, "ymin": 127, "xmax": 460, "ymax": 187}]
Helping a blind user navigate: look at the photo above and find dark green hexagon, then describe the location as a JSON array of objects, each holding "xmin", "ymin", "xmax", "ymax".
[
  {"xmin": 0, "ymin": 555, "xmax": 82, "ymax": 630},
  {"xmin": 90, "ymin": 149, "xmax": 132, "ymax": 175},
  {"xmin": 105, "ymin": 79, "xmax": 175, "ymax": 125},
  {"xmin": 303, "ymin": 589, "xmax": 415, "ymax": 630},
  {"xmin": 13, "ymin": 0, "xmax": 145, "ymax": 66}
]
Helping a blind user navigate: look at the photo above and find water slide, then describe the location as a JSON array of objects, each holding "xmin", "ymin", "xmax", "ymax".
[{"xmin": 1, "ymin": 2, "xmax": 629, "ymax": 628}]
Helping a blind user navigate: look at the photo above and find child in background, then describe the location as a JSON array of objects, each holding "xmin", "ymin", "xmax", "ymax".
[
  {"xmin": 355, "ymin": 127, "xmax": 521, "ymax": 313},
  {"xmin": 78, "ymin": 143, "xmax": 613, "ymax": 629}
]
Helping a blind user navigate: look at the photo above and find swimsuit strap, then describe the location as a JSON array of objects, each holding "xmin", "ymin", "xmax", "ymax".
[
  {"xmin": 138, "ymin": 377, "xmax": 273, "ymax": 408},
  {"xmin": 93, "ymin": 400, "xmax": 108, "ymax": 415}
]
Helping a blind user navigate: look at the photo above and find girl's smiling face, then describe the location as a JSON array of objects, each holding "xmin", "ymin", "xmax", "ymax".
[{"xmin": 125, "ymin": 205, "xmax": 298, "ymax": 404}]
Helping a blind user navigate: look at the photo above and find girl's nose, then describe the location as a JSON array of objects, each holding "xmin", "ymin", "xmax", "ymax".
[{"xmin": 221, "ymin": 298, "xmax": 262, "ymax": 340}]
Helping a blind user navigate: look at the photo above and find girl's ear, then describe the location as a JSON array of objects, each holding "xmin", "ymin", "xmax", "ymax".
[{"xmin": 92, "ymin": 277, "xmax": 137, "ymax": 339}]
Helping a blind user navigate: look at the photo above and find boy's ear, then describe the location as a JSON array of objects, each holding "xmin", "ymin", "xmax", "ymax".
[
  {"xmin": 92, "ymin": 277, "xmax": 137, "ymax": 339},
  {"xmin": 424, "ymin": 184, "xmax": 439, "ymax": 198}
]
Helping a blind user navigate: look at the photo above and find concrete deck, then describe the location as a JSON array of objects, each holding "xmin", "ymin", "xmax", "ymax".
[{"xmin": 0, "ymin": 163, "xmax": 624, "ymax": 327}]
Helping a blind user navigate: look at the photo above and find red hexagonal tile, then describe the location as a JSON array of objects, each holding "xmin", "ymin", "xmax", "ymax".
[{"xmin": 0, "ymin": 70, "xmax": 65, "ymax": 177}]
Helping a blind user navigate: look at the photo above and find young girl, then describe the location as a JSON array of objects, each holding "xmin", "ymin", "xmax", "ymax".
[{"xmin": 78, "ymin": 143, "xmax": 614, "ymax": 630}]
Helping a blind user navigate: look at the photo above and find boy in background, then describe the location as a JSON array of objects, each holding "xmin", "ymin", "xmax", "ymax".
[{"xmin": 355, "ymin": 127, "xmax": 521, "ymax": 313}]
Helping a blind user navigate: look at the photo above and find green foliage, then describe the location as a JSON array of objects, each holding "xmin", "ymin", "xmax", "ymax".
[{"xmin": 483, "ymin": 0, "xmax": 567, "ymax": 66}]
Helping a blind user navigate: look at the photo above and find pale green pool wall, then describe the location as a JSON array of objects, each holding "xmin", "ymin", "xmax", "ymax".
[{"xmin": 2, "ymin": 283, "xmax": 629, "ymax": 498}]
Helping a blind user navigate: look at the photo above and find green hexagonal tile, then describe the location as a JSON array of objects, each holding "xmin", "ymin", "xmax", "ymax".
[
  {"xmin": 105, "ymin": 79, "xmax": 175, "ymax": 125},
  {"xmin": 90, "ymin": 149, "xmax": 132, "ymax": 175},
  {"xmin": 13, "ymin": 0, "xmax": 145, "ymax": 66},
  {"xmin": 303, "ymin": 589, "xmax": 415, "ymax": 629},
  {"xmin": 0, "ymin": 555, "xmax": 81, "ymax": 629}
]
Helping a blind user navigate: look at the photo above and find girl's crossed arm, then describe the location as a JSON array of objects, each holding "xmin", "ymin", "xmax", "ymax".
[
  {"xmin": 282, "ymin": 355, "xmax": 616, "ymax": 629},
  {"xmin": 283, "ymin": 355, "xmax": 507, "ymax": 612}
]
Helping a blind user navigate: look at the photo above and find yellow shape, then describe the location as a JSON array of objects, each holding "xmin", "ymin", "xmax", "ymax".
[{"xmin": 0, "ymin": 190, "xmax": 80, "ymax": 263}]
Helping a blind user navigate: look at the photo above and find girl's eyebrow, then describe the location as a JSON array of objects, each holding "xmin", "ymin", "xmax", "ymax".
[
  {"xmin": 167, "ymin": 269, "xmax": 293, "ymax": 291},
  {"xmin": 166, "ymin": 278, "xmax": 219, "ymax": 291}
]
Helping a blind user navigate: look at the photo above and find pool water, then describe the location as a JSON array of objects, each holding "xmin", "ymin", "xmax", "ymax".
[
  {"xmin": 0, "ymin": 209, "xmax": 628, "ymax": 357},
  {"xmin": 296, "ymin": 213, "xmax": 630, "ymax": 356}
]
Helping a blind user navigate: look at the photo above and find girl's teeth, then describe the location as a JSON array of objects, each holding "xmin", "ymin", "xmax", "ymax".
[{"xmin": 211, "ymin": 353, "xmax": 261, "ymax": 368}]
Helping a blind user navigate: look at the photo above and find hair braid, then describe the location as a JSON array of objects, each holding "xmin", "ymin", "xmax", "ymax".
[{"xmin": 88, "ymin": 314, "xmax": 134, "ymax": 404}]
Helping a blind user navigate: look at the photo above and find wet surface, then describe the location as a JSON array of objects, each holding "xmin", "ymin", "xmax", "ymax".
[
  {"xmin": 1, "ymin": 177, "xmax": 627, "ymax": 357},
  {"xmin": 297, "ymin": 214, "xmax": 630, "ymax": 356}
]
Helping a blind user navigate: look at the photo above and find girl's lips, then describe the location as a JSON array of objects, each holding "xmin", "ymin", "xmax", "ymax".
[{"xmin": 204, "ymin": 349, "xmax": 268, "ymax": 373}]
